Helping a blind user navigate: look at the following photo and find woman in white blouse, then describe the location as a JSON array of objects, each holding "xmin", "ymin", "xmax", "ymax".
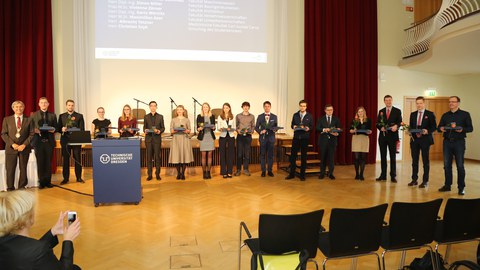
[{"xmin": 217, "ymin": 103, "xmax": 235, "ymax": 178}]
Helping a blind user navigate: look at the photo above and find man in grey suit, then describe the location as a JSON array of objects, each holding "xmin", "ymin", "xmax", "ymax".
[{"xmin": 1, "ymin": 100, "xmax": 34, "ymax": 191}]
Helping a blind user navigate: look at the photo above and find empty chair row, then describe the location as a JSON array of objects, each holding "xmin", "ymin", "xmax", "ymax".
[{"xmin": 239, "ymin": 197, "xmax": 480, "ymax": 270}]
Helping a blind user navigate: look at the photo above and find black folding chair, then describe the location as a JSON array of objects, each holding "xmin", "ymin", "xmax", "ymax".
[
  {"xmin": 434, "ymin": 198, "xmax": 480, "ymax": 268},
  {"xmin": 381, "ymin": 199, "xmax": 443, "ymax": 270},
  {"xmin": 318, "ymin": 203, "xmax": 388, "ymax": 270},
  {"xmin": 239, "ymin": 209, "xmax": 324, "ymax": 270}
]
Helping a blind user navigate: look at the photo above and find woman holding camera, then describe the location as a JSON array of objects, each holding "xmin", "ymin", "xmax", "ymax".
[
  {"xmin": 0, "ymin": 190, "xmax": 81, "ymax": 270},
  {"xmin": 169, "ymin": 105, "xmax": 194, "ymax": 180}
]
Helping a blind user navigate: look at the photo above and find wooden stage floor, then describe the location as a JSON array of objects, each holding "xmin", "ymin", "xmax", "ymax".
[{"xmin": 27, "ymin": 160, "xmax": 479, "ymax": 269}]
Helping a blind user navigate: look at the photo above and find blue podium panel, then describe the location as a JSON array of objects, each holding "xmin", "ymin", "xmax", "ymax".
[{"xmin": 92, "ymin": 139, "xmax": 142, "ymax": 205}]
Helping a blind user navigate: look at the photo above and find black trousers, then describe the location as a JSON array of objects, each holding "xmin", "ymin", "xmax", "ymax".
[
  {"xmin": 319, "ymin": 137, "xmax": 336, "ymax": 175},
  {"xmin": 236, "ymin": 135, "xmax": 252, "ymax": 171},
  {"xmin": 378, "ymin": 136, "xmax": 397, "ymax": 178},
  {"xmin": 5, "ymin": 151, "xmax": 30, "ymax": 190},
  {"xmin": 443, "ymin": 139, "xmax": 466, "ymax": 189},
  {"xmin": 410, "ymin": 139, "xmax": 431, "ymax": 182},
  {"xmin": 35, "ymin": 141, "xmax": 54, "ymax": 186},
  {"xmin": 289, "ymin": 138, "xmax": 309, "ymax": 177},
  {"xmin": 145, "ymin": 141, "xmax": 161, "ymax": 177},
  {"xmin": 219, "ymin": 135, "xmax": 235, "ymax": 175},
  {"xmin": 61, "ymin": 141, "xmax": 82, "ymax": 181}
]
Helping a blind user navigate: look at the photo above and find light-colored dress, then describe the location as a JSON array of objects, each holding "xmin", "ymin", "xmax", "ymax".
[
  {"xmin": 169, "ymin": 117, "xmax": 194, "ymax": 164},
  {"xmin": 200, "ymin": 116, "xmax": 215, "ymax": 151},
  {"xmin": 351, "ymin": 118, "xmax": 371, "ymax": 153}
]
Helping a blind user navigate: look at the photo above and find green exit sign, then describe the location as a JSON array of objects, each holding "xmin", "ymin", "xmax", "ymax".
[{"xmin": 426, "ymin": 90, "xmax": 437, "ymax": 96}]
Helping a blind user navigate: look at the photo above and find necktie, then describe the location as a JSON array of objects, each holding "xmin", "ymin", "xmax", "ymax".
[
  {"xmin": 386, "ymin": 108, "xmax": 390, "ymax": 120},
  {"xmin": 327, "ymin": 116, "xmax": 331, "ymax": 126},
  {"xmin": 417, "ymin": 111, "xmax": 423, "ymax": 127},
  {"xmin": 17, "ymin": 117, "xmax": 21, "ymax": 129}
]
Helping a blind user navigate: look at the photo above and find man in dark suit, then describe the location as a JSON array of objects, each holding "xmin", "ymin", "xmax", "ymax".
[
  {"xmin": 286, "ymin": 100, "xmax": 313, "ymax": 181},
  {"xmin": 255, "ymin": 101, "xmax": 278, "ymax": 177},
  {"xmin": 1, "ymin": 100, "xmax": 34, "ymax": 191},
  {"xmin": 407, "ymin": 96, "xmax": 437, "ymax": 188},
  {"xmin": 316, "ymin": 104, "xmax": 341, "ymax": 180},
  {"xmin": 143, "ymin": 101, "xmax": 165, "ymax": 180},
  {"xmin": 31, "ymin": 97, "xmax": 57, "ymax": 189},
  {"xmin": 57, "ymin": 99, "xmax": 85, "ymax": 185},
  {"xmin": 376, "ymin": 95, "xmax": 402, "ymax": 182}
]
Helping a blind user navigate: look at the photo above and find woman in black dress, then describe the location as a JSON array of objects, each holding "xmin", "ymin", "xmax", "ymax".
[{"xmin": 91, "ymin": 107, "xmax": 111, "ymax": 138}]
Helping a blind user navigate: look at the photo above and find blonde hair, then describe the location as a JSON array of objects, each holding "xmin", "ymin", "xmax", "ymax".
[
  {"xmin": 0, "ymin": 190, "xmax": 36, "ymax": 237},
  {"xmin": 121, "ymin": 104, "xmax": 135, "ymax": 121},
  {"xmin": 355, "ymin": 106, "xmax": 368, "ymax": 121},
  {"xmin": 200, "ymin": 102, "xmax": 212, "ymax": 117},
  {"xmin": 175, "ymin": 105, "xmax": 187, "ymax": 117}
]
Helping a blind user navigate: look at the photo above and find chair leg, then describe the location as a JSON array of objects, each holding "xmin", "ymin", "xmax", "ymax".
[
  {"xmin": 425, "ymin": 245, "xmax": 438, "ymax": 270},
  {"xmin": 308, "ymin": 258, "xmax": 319, "ymax": 270},
  {"xmin": 322, "ymin": 258, "xmax": 328, "ymax": 270},
  {"xmin": 399, "ymin": 250, "xmax": 407, "ymax": 269},
  {"xmin": 444, "ymin": 244, "xmax": 451, "ymax": 264},
  {"xmin": 381, "ymin": 250, "xmax": 387, "ymax": 270},
  {"xmin": 435, "ymin": 244, "xmax": 442, "ymax": 270},
  {"xmin": 373, "ymin": 253, "xmax": 382, "ymax": 270},
  {"xmin": 238, "ymin": 224, "xmax": 243, "ymax": 270},
  {"xmin": 350, "ymin": 257, "xmax": 358, "ymax": 270}
]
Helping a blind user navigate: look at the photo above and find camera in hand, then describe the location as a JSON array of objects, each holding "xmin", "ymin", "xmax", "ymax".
[{"xmin": 67, "ymin": 211, "xmax": 77, "ymax": 225}]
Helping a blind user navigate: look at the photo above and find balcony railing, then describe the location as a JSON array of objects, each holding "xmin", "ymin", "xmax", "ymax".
[{"xmin": 402, "ymin": 0, "xmax": 480, "ymax": 58}]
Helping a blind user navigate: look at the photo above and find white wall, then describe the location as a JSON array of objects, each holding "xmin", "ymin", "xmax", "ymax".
[{"xmin": 457, "ymin": 75, "xmax": 480, "ymax": 160}]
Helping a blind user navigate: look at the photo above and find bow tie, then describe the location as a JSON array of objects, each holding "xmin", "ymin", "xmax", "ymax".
[{"xmin": 266, "ymin": 114, "xmax": 270, "ymax": 116}]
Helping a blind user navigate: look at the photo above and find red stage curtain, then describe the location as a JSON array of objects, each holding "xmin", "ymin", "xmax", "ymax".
[
  {"xmin": 304, "ymin": 0, "xmax": 378, "ymax": 164},
  {"xmin": 0, "ymin": 0, "xmax": 54, "ymax": 151}
]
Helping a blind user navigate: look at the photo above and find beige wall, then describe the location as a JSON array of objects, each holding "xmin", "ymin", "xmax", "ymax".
[
  {"xmin": 52, "ymin": 0, "xmax": 74, "ymax": 114},
  {"xmin": 456, "ymin": 75, "xmax": 480, "ymax": 160},
  {"xmin": 287, "ymin": 0, "xmax": 305, "ymax": 120},
  {"xmin": 378, "ymin": 0, "xmax": 413, "ymax": 66},
  {"xmin": 52, "ymin": 0, "xmax": 478, "ymax": 160}
]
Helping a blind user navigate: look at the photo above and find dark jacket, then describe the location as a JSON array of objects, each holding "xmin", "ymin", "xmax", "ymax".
[
  {"xmin": 31, "ymin": 110, "xmax": 57, "ymax": 148},
  {"xmin": 316, "ymin": 115, "xmax": 342, "ymax": 145},
  {"xmin": 255, "ymin": 112, "xmax": 278, "ymax": 143},
  {"xmin": 0, "ymin": 231, "xmax": 76, "ymax": 270},
  {"xmin": 376, "ymin": 107, "xmax": 402, "ymax": 141},
  {"xmin": 57, "ymin": 112, "xmax": 85, "ymax": 143},
  {"xmin": 291, "ymin": 111, "xmax": 314, "ymax": 140},
  {"xmin": 196, "ymin": 114, "xmax": 216, "ymax": 141},
  {"xmin": 409, "ymin": 110, "xmax": 437, "ymax": 145},
  {"xmin": 143, "ymin": 113, "xmax": 165, "ymax": 144}
]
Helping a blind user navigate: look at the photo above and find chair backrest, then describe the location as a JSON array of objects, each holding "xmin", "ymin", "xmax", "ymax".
[
  {"xmin": 258, "ymin": 209, "xmax": 324, "ymax": 258},
  {"xmin": 387, "ymin": 199, "xmax": 443, "ymax": 248},
  {"xmin": 328, "ymin": 203, "xmax": 388, "ymax": 256},
  {"xmin": 436, "ymin": 198, "xmax": 480, "ymax": 243},
  {"xmin": 132, "ymin": 108, "xmax": 146, "ymax": 124},
  {"xmin": 211, "ymin": 108, "xmax": 222, "ymax": 119}
]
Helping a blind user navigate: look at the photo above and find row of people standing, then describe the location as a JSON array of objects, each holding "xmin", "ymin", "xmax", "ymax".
[{"xmin": 143, "ymin": 100, "xmax": 279, "ymax": 180}]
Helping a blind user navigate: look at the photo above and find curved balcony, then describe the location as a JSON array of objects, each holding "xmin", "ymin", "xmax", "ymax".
[{"xmin": 399, "ymin": 0, "xmax": 480, "ymax": 75}]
